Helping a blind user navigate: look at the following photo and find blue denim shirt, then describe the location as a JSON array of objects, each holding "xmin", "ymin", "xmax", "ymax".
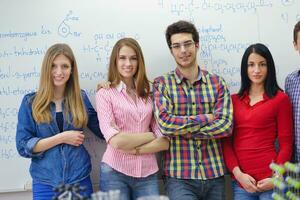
[{"xmin": 16, "ymin": 90, "xmax": 104, "ymax": 187}]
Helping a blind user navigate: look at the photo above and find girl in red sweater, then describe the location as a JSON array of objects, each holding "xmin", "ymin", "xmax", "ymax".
[{"xmin": 223, "ymin": 43, "xmax": 293, "ymax": 200}]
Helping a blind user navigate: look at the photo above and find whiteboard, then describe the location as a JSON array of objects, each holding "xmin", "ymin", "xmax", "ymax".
[{"xmin": 0, "ymin": 0, "xmax": 299, "ymax": 193}]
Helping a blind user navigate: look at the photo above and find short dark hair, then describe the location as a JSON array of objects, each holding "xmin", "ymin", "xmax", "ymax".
[
  {"xmin": 238, "ymin": 43, "xmax": 282, "ymax": 98},
  {"xmin": 294, "ymin": 21, "xmax": 300, "ymax": 43},
  {"xmin": 165, "ymin": 20, "xmax": 199, "ymax": 49}
]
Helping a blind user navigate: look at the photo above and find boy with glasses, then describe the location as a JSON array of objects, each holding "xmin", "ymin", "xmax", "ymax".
[
  {"xmin": 153, "ymin": 20, "xmax": 233, "ymax": 200},
  {"xmin": 285, "ymin": 21, "xmax": 300, "ymax": 162}
]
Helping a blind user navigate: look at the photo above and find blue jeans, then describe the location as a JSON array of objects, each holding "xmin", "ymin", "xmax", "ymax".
[
  {"xmin": 32, "ymin": 176, "xmax": 93, "ymax": 200},
  {"xmin": 164, "ymin": 176, "xmax": 225, "ymax": 200},
  {"xmin": 233, "ymin": 181, "xmax": 273, "ymax": 200},
  {"xmin": 100, "ymin": 162, "xmax": 160, "ymax": 200}
]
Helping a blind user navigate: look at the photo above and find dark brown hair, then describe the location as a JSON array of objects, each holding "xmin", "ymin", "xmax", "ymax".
[
  {"xmin": 165, "ymin": 20, "xmax": 199, "ymax": 49},
  {"xmin": 293, "ymin": 21, "xmax": 300, "ymax": 43}
]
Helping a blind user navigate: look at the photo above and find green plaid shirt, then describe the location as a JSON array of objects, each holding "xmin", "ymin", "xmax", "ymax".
[{"xmin": 153, "ymin": 68, "xmax": 233, "ymax": 179}]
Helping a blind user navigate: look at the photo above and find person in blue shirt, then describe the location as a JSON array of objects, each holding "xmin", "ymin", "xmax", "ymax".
[
  {"xmin": 16, "ymin": 43, "xmax": 104, "ymax": 200},
  {"xmin": 285, "ymin": 21, "xmax": 300, "ymax": 162}
]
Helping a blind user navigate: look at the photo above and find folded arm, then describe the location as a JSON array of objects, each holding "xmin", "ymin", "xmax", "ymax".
[
  {"xmin": 153, "ymin": 77, "xmax": 233, "ymax": 139},
  {"xmin": 192, "ymin": 77, "xmax": 233, "ymax": 139},
  {"xmin": 153, "ymin": 78, "xmax": 212, "ymax": 137},
  {"xmin": 95, "ymin": 89, "xmax": 156, "ymax": 151}
]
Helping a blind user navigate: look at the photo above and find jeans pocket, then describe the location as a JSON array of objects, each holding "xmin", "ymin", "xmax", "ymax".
[{"xmin": 100, "ymin": 162, "xmax": 114, "ymax": 173}]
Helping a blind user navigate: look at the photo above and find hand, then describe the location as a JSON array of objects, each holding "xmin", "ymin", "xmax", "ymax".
[
  {"xmin": 97, "ymin": 81, "xmax": 111, "ymax": 91},
  {"xmin": 60, "ymin": 130, "xmax": 85, "ymax": 146},
  {"xmin": 257, "ymin": 178, "xmax": 273, "ymax": 192},
  {"xmin": 234, "ymin": 171, "xmax": 258, "ymax": 193},
  {"xmin": 207, "ymin": 114, "xmax": 214, "ymax": 123}
]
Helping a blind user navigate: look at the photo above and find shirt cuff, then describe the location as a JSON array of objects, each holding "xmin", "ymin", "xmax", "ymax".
[
  {"xmin": 25, "ymin": 137, "xmax": 44, "ymax": 159},
  {"xmin": 152, "ymin": 127, "xmax": 164, "ymax": 138},
  {"xmin": 103, "ymin": 127, "xmax": 120, "ymax": 142}
]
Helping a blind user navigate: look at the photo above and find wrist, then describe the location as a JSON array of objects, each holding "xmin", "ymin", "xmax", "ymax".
[
  {"xmin": 55, "ymin": 132, "xmax": 64, "ymax": 144},
  {"xmin": 232, "ymin": 167, "xmax": 242, "ymax": 178}
]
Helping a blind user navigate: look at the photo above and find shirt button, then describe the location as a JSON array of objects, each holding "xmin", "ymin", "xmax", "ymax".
[{"xmin": 192, "ymin": 102, "xmax": 195, "ymax": 105}]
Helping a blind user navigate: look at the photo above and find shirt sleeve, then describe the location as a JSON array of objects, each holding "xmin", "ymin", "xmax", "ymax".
[
  {"xmin": 223, "ymin": 134, "xmax": 239, "ymax": 172},
  {"xmin": 95, "ymin": 89, "xmax": 119, "ymax": 142},
  {"xmin": 15, "ymin": 95, "xmax": 44, "ymax": 159},
  {"xmin": 149, "ymin": 114, "xmax": 164, "ymax": 138},
  {"xmin": 81, "ymin": 90, "xmax": 104, "ymax": 139},
  {"xmin": 275, "ymin": 94, "xmax": 293, "ymax": 164},
  {"xmin": 153, "ymin": 77, "xmax": 210, "ymax": 137},
  {"xmin": 284, "ymin": 75, "xmax": 290, "ymax": 94},
  {"xmin": 193, "ymin": 77, "xmax": 233, "ymax": 139}
]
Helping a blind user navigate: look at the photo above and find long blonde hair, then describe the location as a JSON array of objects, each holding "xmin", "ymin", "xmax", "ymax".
[
  {"xmin": 32, "ymin": 43, "xmax": 87, "ymax": 128},
  {"xmin": 108, "ymin": 38, "xmax": 150, "ymax": 99}
]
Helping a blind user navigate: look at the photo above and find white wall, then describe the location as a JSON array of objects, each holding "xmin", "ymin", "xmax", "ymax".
[{"xmin": 0, "ymin": 0, "xmax": 299, "ymax": 198}]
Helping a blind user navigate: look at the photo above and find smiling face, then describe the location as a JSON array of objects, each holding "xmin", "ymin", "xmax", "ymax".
[
  {"xmin": 117, "ymin": 45, "xmax": 138, "ymax": 82},
  {"xmin": 247, "ymin": 53, "xmax": 268, "ymax": 86},
  {"xmin": 170, "ymin": 33, "xmax": 199, "ymax": 70},
  {"xmin": 51, "ymin": 54, "xmax": 72, "ymax": 90}
]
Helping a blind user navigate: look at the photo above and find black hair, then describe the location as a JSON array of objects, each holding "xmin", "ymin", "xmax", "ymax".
[
  {"xmin": 165, "ymin": 20, "xmax": 199, "ymax": 49},
  {"xmin": 294, "ymin": 21, "xmax": 300, "ymax": 43},
  {"xmin": 238, "ymin": 43, "xmax": 282, "ymax": 97}
]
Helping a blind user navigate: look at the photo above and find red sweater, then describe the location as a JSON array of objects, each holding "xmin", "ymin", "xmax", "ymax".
[{"xmin": 223, "ymin": 91, "xmax": 293, "ymax": 181}]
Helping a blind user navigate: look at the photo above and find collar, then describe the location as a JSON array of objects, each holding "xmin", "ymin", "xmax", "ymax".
[
  {"xmin": 116, "ymin": 81, "xmax": 127, "ymax": 92},
  {"xmin": 240, "ymin": 90, "xmax": 270, "ymax": 104},
  {"xmin": 116, "ymin": 81, "xmax": 136, "ymax": 93},
  {"xmin": 174, "ymin": 66, "xmax": 206, "ymax": 84}
]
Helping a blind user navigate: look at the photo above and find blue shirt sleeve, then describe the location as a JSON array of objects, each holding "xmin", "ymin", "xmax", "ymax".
[
  {"xmin": 15, "ymin": 94, "xmax": 44, "ymax": 159},
  {"xmin": 81, "ymin": 90, "xmax": 104, "ymax": 139}
]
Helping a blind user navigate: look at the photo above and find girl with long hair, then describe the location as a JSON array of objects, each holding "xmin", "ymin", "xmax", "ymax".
[
  {"xmin": 95, "ymin": 38, "xmax": 169, "ymax": 200},
  {"xmin": 223, "ymin": 43, "xmax": 293, "ymax": 199},
  {"xmin": 16, "ymin": 43, "xmax": 103, "ymax": 199}
]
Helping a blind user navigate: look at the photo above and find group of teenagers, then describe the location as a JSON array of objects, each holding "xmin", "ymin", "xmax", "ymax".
[{"xmin": 15, "ymin": 20, "xmax": 300, "ymax": 200}]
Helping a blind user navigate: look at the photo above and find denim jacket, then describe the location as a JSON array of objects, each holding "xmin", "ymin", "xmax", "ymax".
[{"xmin": 16, "ymin": 90, "xmax": 103, "ymax": 187}]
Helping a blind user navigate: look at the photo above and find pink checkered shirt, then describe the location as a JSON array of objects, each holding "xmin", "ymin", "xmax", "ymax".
[{"xmin": 95, "ymin": 82, "xmax": 163, "ymax": 177}]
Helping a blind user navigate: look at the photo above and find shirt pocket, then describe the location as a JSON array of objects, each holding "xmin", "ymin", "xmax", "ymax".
[
  {"xmin": 198, "ymin": 96, "xmax": 216, "ymax": 114},
  {"xmin": 100, "ymin": 162, "xmax": 114, "ymax": 173},
  {"xmin": 36, "ymin": 122, "xmax": 55, "ymax": 137}
]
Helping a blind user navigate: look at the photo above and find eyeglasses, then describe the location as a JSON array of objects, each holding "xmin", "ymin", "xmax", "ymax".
[{"xmin": 170, "ymin": 41, "xmax": 195, "ymax": 50}]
